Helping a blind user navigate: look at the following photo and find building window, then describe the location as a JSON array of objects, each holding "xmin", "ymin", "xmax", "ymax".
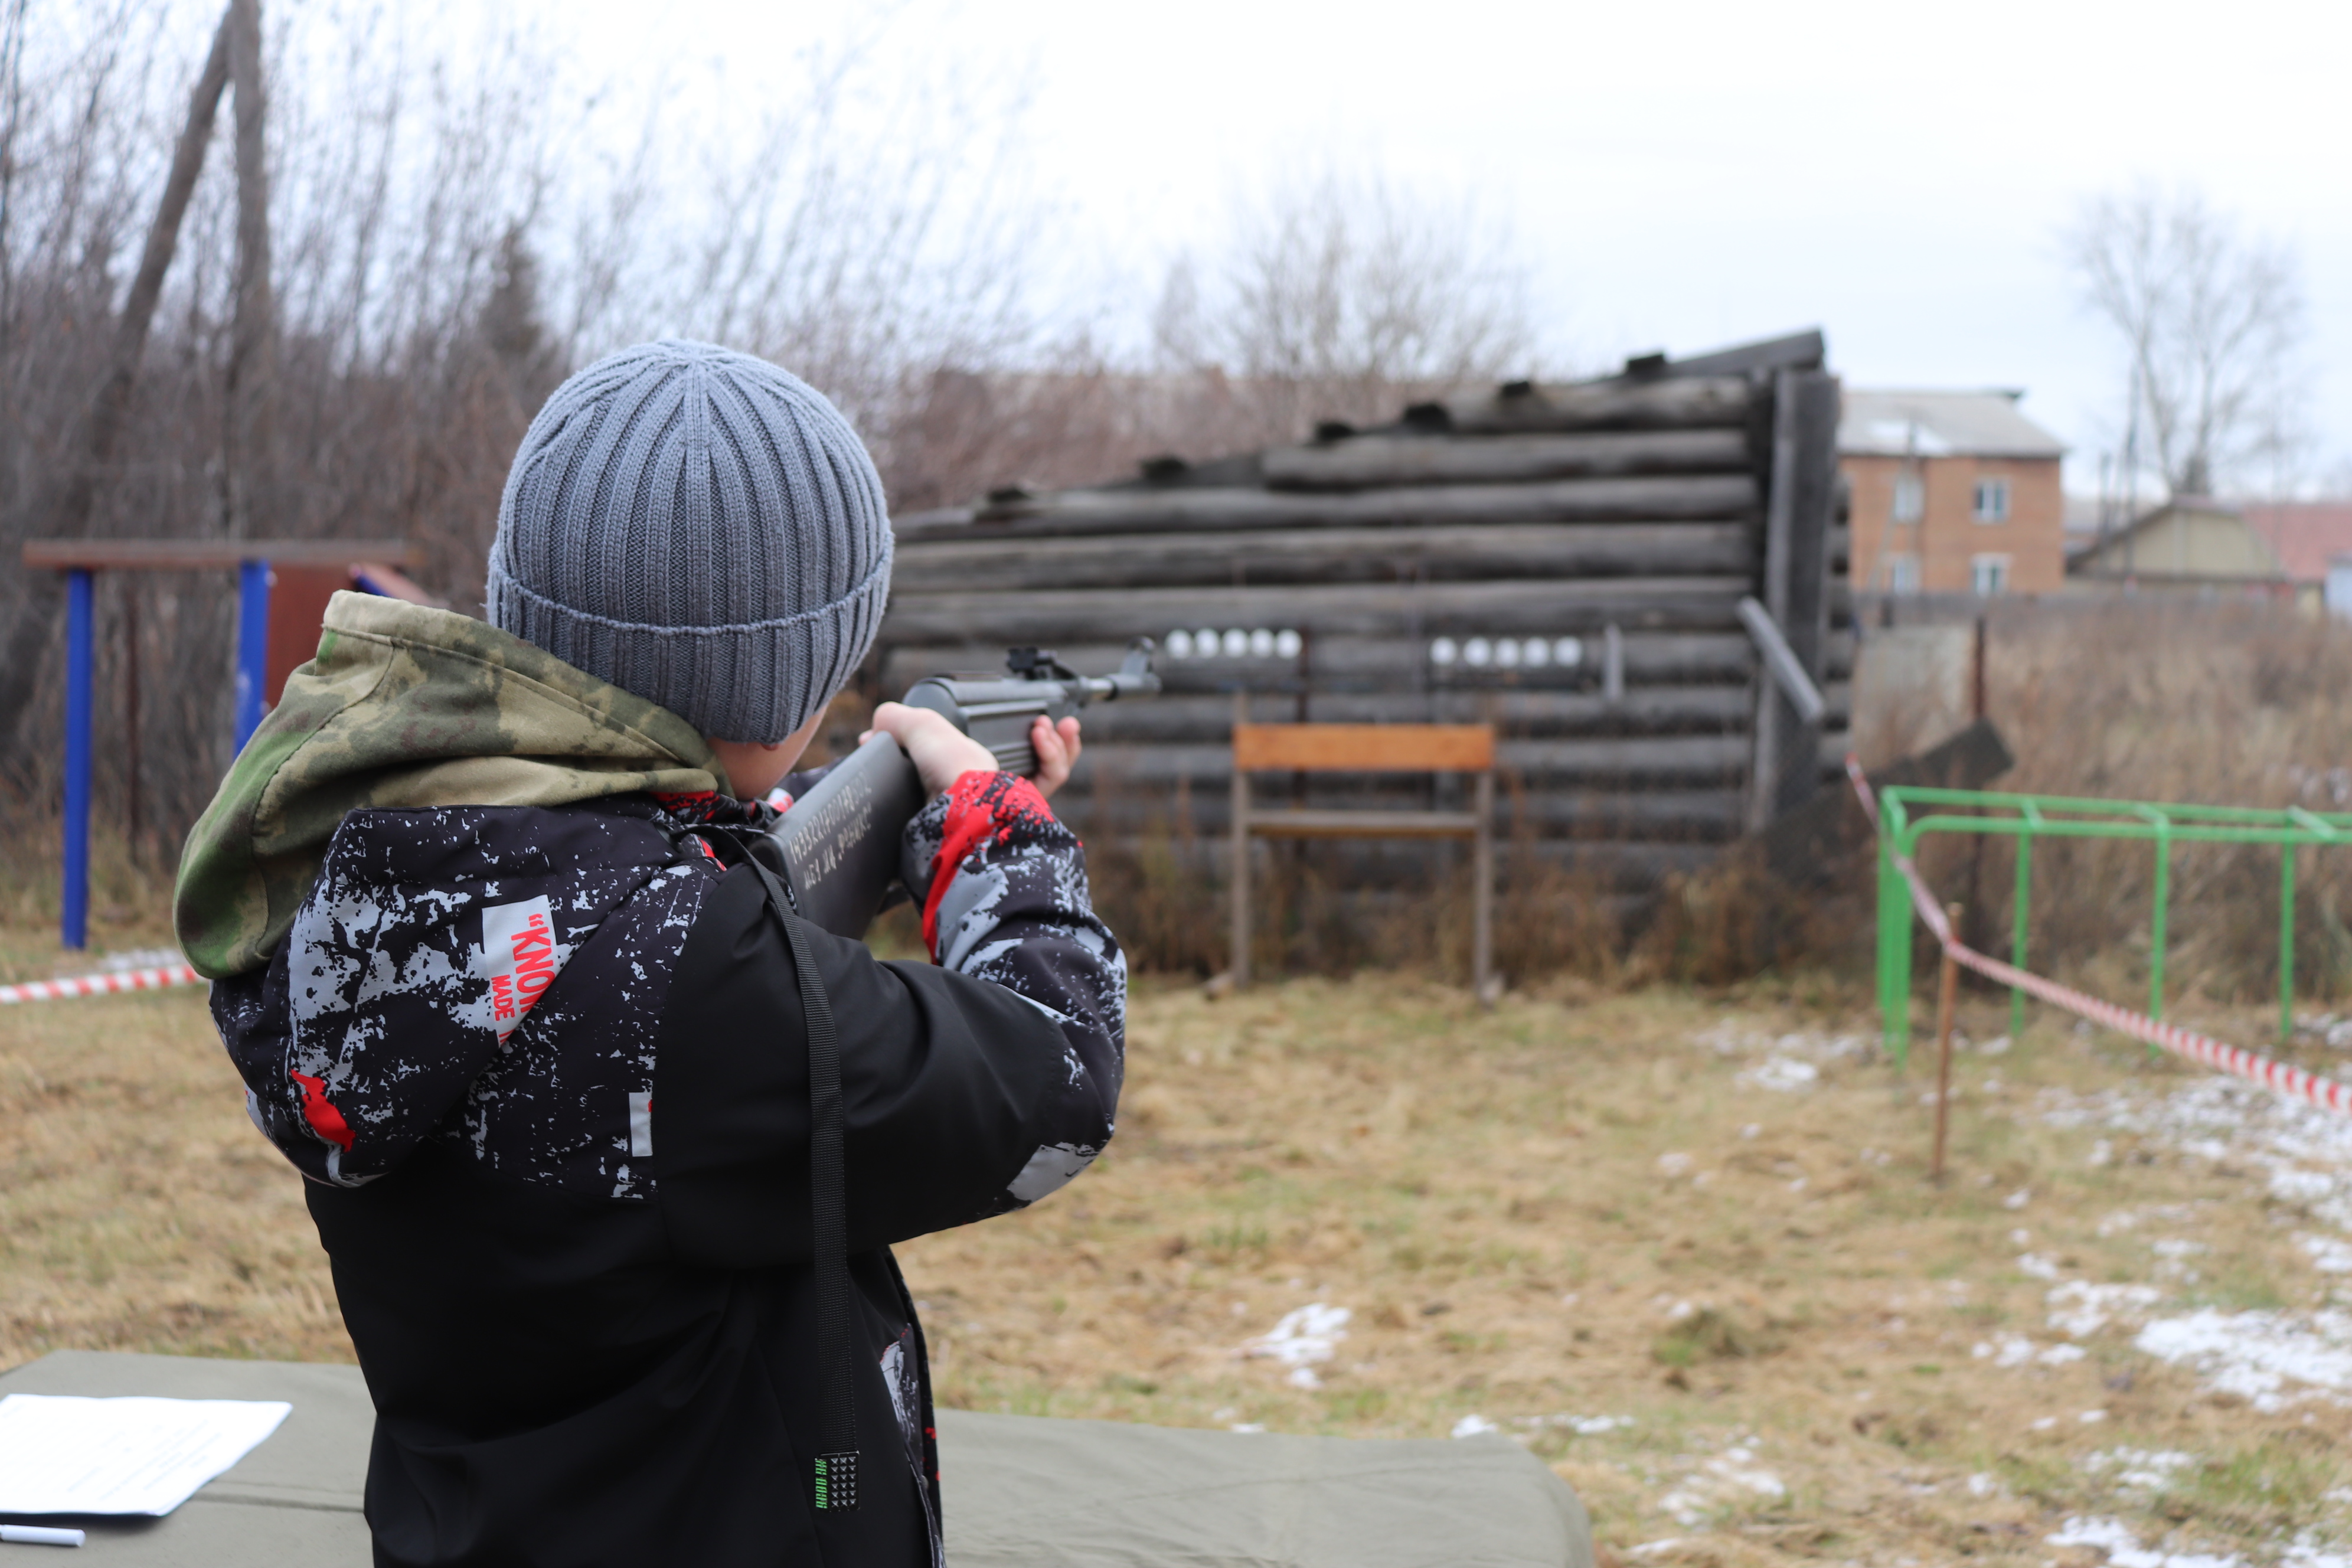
[
  {"xmin": 1891, "ymin": 472, "xmax": 1925, "ymax": 524},
  {"xmin": 1973, "ymin": 477, "xmax": 2010, "ymax": 522},
  {"xmin": 1887, "ymin": 554, "xmax": 1920, "ymax": 595},
  {"xmin": 1971, "ymin": 554, "xmax": 2010, "ymax": 596}
]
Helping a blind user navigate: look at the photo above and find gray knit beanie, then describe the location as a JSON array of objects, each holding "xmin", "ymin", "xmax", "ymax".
[{"xmin": 486, "ymin": 339, "xmax": 893, "ymax": 743}]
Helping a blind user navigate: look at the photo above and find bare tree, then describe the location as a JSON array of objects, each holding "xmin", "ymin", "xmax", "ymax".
[
  {"xmin": 2066, "ymin": 184, "xmax": 2308, "ymax": 498},
  {"xmin": 1153, "ymin": 171, "xmax": 1538, "ymax": 445}
]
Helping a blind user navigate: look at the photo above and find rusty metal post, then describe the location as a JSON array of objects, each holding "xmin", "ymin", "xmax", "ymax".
[{"xmin": 1931, "ymin": 902, "xmax": 1962, "ymax": 1181}]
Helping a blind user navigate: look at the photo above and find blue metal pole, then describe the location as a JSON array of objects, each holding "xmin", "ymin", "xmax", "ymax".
[
  {"xmin": 234, "ymin": 558, "xmax": 271, "ymax": 751},
  {"xmin": 61, "ymin": 568, "xmax": 94, "ymax": 951}
]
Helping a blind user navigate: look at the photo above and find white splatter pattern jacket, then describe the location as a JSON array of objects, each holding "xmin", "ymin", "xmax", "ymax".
[{"xmin": 208, "ymin": 767, "xmax": 1125, "ymax": 1567}]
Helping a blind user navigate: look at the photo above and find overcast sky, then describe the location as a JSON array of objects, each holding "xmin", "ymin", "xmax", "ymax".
[{"xmin": 535, "ymin": 0, "xmax": 2348, "ymax": 493}]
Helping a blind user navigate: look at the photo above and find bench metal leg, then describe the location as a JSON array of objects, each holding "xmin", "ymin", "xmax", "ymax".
[
  {"xmin": 1472, "ymin": 770, "xmax": 1495, "ymax": 1003},
  {"xmin": 1231, "ymin": 760, "xmax": 1251, "ymax": 989}
]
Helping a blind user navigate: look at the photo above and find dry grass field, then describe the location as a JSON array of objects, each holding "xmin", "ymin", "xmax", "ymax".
[{"xmin": 8, "ymin": 919, "xmax": 2352, "ymax": 1567}]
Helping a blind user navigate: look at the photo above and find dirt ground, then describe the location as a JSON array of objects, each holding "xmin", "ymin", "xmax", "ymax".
[{"xmin": 6, "ymin": 926, "xmax": 2352, "ymax": 1567}]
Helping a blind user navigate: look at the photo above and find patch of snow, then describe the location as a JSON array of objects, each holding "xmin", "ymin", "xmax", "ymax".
[
  {"xmin": 2084, "ymin": 1448, "xmax": 2197, "ymax": 1491},
  {"xmin": 1967, "ymin": 1471, "xmax": 2001, "ymax": 1498},
  {"xmin": 1691, "ymin": 1023, "xmax": 1867, "ymax": 1063},
  {"xmin": 2048, "ymin": 1282, "xmax": 2162, "ymax": 1338},
  {"xmin": 1521, "ymin": 1413, "xmax": 1635, "ymax": 1435},
  {"xmin": 2302, "ymin": 1236, "xmax": 2352, "ymax": 1274},
  {"xmin": 1243, "ymin": 1303, "xmax": 1351, "ymax": 1390},
  {"xmin": 2047, "ymin": 1515, "xmax": 2243, "ymax": 1568},
  {"xmin": 1229, "ymin": 1422, "xmax": 1266, "ymax": 1433},
  {"xmin": 1452, "ymin": 1414, "xmax": 1498, "ymax": 1438},
  {"xmin": 2281, "ymin": 1537, "xmax": 2352, "ymax": 1568},
  {"xmin": 2100, "ymin": 1203, "xmax": 2201, "ymax": 1238},
  {"xmin": 2004, "ymin": 1188, "xmax": 2033, "ymax": 1210},
  {"xmin": 2043, "ymin": 1077, "xmax": 2352, "ymax": 1233},
  {"xmin": 1656, "ymin": 1151, "xmax": 1693, "ymax": 1176},
  {"xmin": 1706, "ymin": 1448, "xmax": 1785, "ymax": 1497},
  {"xmin": 2135, "ymin": 1308, "xmax": 2352, "ymax": 1411},
  {"xmin": 2018, "ymin": 1252, "xmax": 2063, "ymax": 1280},
  {"xmin": 1742, "ymin": 1057, "xmax": 1819, "ymax": 1092},
  {"xmin": 1977, "ymin": 1333, "xmax": 2082, "ymax": 1368},
  {"xmin": 1654, "ymin": 1442, "xmax": 1786, "ymax": 1526}
]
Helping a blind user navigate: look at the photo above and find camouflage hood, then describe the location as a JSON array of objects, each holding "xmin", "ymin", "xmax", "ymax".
[{"xmin": 175, "ymin": 592, "xmax": 726, "ymax": 980}]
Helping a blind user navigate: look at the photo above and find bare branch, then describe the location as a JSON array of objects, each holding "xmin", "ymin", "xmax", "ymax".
[{"xmin": 2066, "ymin": 184, "xmax": 2308, "ymax": 498}]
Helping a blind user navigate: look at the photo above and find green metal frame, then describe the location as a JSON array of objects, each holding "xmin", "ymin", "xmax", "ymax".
[{"xmin": 1875, "ymin": 786, "xmax": 2352, "ymax": 1065}]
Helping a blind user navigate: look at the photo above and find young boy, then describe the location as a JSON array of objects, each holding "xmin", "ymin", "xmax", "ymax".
[{"xmin": 174, "ymin": 339, "xmax": 1124, "ymax": 1567}]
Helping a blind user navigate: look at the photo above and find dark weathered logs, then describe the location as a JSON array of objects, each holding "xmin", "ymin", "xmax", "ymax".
[
  {"xmin": 1074, "ymin": 832, "xmax": 1720, "ymax": 892},
  {"xmin": 876, "ymin": 631, "xmax": 1856, "ymax": 698},
  {"xmin": 1069, "ymin": 786, "xmax": 1746, "ymax": 838},
  {"xmin": 1066, "ymin": 733, "xmax": 1753, "ymax": 789},
  {"xmin": 942, "ymin": 474, "xmax": 1758, "ymax": 538},
  {"xmin": 890, "ymin": 522, "xmax": 1755, "ymax": 594},
  {"xmin": 883, "ymin": 577, "xmax": 1755, "ymax": 646},
  {"xmin": 1069, "ymin": 685, "xmax": 1856, "ymax": 745},
  {"xmin": 1442, "ymin": 377, "xmax": 1753, "ymax": 436},
  {"xmin": 1260, "ymin": 429, "xmax": 1750, "ymax": 490},
  {"xmin": 1652, "ymin": 330, "xmax": 1824, "ymax": 378}
]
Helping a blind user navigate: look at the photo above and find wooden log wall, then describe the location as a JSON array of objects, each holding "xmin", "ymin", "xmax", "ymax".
[{"xmin": 875, "ymin": 332, "xmax": 1851, "ymax": 894}]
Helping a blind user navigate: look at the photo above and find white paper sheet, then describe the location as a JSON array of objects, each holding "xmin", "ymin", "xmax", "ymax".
[{"xmin": 0, "ymin": 1394, "xmax": 292, "ymax": 1517}]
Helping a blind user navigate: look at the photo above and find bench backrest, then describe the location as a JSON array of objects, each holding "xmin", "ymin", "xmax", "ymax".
[{"xmin": 1231, "ymin": 723, "xmax": 1495, "ymax": 774}]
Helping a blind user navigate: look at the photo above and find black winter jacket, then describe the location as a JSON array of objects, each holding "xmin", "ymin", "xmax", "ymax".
[{"xmin": 211, "ymin": 770, "xmax": 1125, "ymax": 1567}]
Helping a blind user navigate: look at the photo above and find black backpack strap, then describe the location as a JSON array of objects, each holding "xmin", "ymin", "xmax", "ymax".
[{"xmin": 747, "ymin": 859, "xmax": 861, "ymax": 1512}]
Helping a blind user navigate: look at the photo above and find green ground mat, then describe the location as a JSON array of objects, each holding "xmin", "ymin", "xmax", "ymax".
[{"xmin": 0, "ymin": 1351, "xmax": 1591, "ymax": 1567}]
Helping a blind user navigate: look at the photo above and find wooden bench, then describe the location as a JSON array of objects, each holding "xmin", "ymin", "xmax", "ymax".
[{"xmin": 1229, "ymin": 722, "xmax": 1497, "ymax": 999}]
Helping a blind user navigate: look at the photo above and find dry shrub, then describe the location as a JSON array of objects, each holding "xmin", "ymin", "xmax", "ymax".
[
  {"xmin": 1977, "ymin": 600, "xmax": 2352, "ymax": 1005},
  {"xmin": 1623, "ymin": 827, "xmax": 1886, "ymax": 988},
  {"xmin": 1628, "ymin": 600, "xmax": 2352, "ymax": 999},
  {"xmin": 1080, "ymin": 822, "xmax": 1631, "ymax": 986},
  {"xmin": 1651, "ymin": 1305, "xmax": 1775, "ymax": 1368}
]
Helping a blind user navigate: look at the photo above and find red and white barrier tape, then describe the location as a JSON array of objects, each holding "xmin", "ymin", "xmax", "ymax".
[
  {"xmin": 0, "ymin": 963, "xmax": 203, "ymax": 1005},
  {"xmin": 1848, "ymin": 756, "xmax": 2352, "ymax": 1119}
]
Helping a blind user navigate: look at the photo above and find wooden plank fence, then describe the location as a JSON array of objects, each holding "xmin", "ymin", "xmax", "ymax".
[{"xmin": 874, "ymin": 331, "xmax": 1853, "ymax": 896}]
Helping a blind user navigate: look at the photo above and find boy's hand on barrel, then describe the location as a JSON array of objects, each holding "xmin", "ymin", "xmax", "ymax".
[
  {"xmin": 861, "ymin": 705, "xmax": 1083, "ymax": 799},
  {"xmin": 1030, "ymin": 715, "xmax": 1082, "ymax": 798},
  {"xmin": 864, "ymin": 703, "xmax": 998, "ymax": 796}
]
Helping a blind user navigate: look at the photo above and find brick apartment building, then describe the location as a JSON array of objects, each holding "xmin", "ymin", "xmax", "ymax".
[{"xmin": 1840, "ymin": 389, "xmax": 2067, "ymax": 595}]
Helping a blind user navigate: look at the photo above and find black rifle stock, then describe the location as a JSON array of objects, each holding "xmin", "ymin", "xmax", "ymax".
[{"xmin": 766, "ymin": 640, "xmax": 1160, "ymax": 938}]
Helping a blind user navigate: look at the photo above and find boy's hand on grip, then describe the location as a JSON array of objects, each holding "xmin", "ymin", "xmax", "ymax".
[
  {"xmin": 1030, "ymin": 715, "xmax": 1082, "ymax": 798},
  {"xmin": 863, "ymin": 703, "xmax": 1001, "ymax": 797}
]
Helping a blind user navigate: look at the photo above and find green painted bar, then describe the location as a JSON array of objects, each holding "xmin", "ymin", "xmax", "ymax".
[
  {"xmin": 2143, "ymin": 809, "xmax": 2171, "ymax": 1028},
  {"xmin": 2011, "ymin": 827, "xmax": 2033, "ymax": 1039},
  {"xmin": 2281, "ymin": 845, "xmax": 2297, "ymax": 1043},
  {"xmin": 1871, "ymin": 785, "xmax": 2350, "ymax": 1064}
]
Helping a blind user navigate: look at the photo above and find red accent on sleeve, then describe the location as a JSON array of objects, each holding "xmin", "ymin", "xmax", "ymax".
[
  {"xmin": 920, "ymin": 771, "xmax": 1058, "ymax": 958},
  {"xmin": 289, "ymin": 1070, "xmax": 356, "ymax": 1152}
]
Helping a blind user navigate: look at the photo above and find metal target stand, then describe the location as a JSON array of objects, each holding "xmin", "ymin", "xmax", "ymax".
[{"xmin": 21, "ymin": 537, "xmax": 424, "ymax": 950}]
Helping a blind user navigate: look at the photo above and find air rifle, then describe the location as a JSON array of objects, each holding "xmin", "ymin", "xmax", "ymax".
[{"xmin": 766, "ymin": 639, "xmax": 1161, "ymax": 939}]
